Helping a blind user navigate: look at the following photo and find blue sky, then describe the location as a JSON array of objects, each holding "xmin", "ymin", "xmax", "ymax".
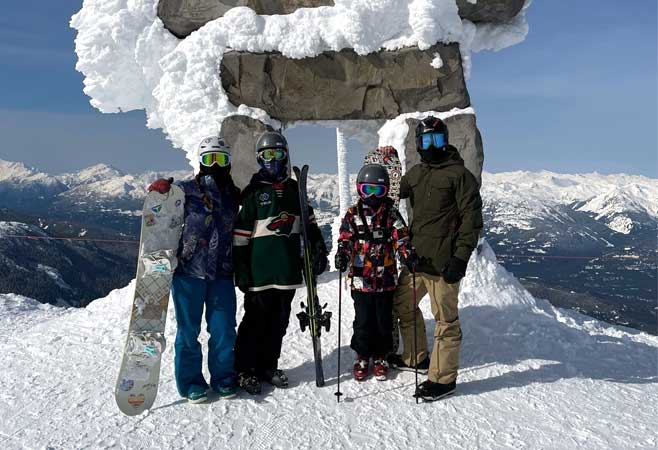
[{"xmin": 0, "ymin": 0, "xmax": 655, "ymax": 176}]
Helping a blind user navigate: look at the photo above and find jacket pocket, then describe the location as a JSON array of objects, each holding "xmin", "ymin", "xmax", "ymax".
[{"xmin": 426, "ymin": 179, "xmax": 454, "ymax": 214}]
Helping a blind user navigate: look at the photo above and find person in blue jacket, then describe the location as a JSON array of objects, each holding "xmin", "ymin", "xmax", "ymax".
[{"xmin": 149, "ymin": 135, "xmax": 240, "ymax": 403}]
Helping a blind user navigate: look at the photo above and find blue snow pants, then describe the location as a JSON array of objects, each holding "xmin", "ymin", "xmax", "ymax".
[{"xmin": 171, "ymin": 274, "xmax": 237, "ymax": 397}]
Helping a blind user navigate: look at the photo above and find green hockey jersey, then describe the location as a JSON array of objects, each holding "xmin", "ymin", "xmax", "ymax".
[{"xmin": 233, "ymin": 173, "xmax": 325, "ymax": 292}]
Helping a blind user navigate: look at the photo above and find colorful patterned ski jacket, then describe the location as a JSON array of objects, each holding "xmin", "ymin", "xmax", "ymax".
[
  {"xmin": 336, "ymin": 198, "xmax": 413, "ymax": 292},
  {"xmin": 233, "ymin": 170, "xmax": 327, "ymax": 292},
  {"xmin": 175, "ymin": 175, "xmax": 240, "ymax": 280}
]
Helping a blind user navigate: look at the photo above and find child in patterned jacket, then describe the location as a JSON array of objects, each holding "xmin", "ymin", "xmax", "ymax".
[{"xmin": 334, "ymin": 164, "xmax": 416, "ymax": 381}]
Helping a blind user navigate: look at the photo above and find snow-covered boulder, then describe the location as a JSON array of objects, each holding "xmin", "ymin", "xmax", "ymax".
[
  {"xmin": 221, "ymin": 42, "xmax": 470, "ymax": 121},
  {"xmin": 158, "ymin": 0, "xmax": 527, "ymax": 39},
  {"xmin": 71, "ymin": 0, "xmax": 531, "ymax": 172},
  {"xmin": 159, "ymin": 0, "xmax": 336, "ymax": 38}
]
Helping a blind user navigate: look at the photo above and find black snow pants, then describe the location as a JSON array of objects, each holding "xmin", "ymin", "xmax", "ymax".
[
  {"xmin": 350, "ymin": 290, "xmax": 394, "ymax": 359},
  {"xmin": 234, "ymin": 289, "xmax": 295, "ymax": 375}
]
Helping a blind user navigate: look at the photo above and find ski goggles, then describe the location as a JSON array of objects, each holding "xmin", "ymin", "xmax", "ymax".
[
  {"xmin": 199, "ymin": 151, "xmax": 231, "ymax": 167},
  {"xmin": 357, "ymin": 183, "xmax": 389, "ymax": 198},
  {"xmin": 418, "ymin": 132, "xmax": 446, "ymax": 150},
  {"xmin": 258, "ymin": 148, "xmax": 288, "ymax": 162}
]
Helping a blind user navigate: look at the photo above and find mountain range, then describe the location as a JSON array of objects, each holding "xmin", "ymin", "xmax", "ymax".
[{"xmin": 0, "ymin": 159, "xmax": 655, "ymax": 332}]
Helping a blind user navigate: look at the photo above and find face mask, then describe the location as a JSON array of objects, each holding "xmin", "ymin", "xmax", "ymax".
[
  {"xmin": 200, "ymin": 163, "xmax": 231, "ymax": 186},
  {"xmin": 361, "ymin": 195, "xmax": 385, "ymax": 208},
  {"xmin": 258, "ymin": 157, "xmax": 288, "ymax": 181}
]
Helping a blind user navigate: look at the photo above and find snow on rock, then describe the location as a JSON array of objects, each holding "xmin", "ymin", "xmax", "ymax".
[
  {"xmin": 0, "ymin": 221, "xmax": 47, "ymax": 236},
  {"xmin": 606, "ymin": 215, "xmax": 634, "ymax": 235},
  {"xmin": 70, "ymin": 1, "xmax": 530, "ymax": 168},
  {"xmin": 37, "ymin": 264, "xmax": 73, "ymax": 291},
  {"xmin": 430, "ymin": 51, "xmax": 444, "ymax": 68},
  {"xmin": 1, "ymin": 241, "xmax": 657, "ymax": 449}
]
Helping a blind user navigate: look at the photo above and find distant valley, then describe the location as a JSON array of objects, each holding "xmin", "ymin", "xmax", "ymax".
[{"xmin": 0, "ymin": 160, "xmax": 655, "ymax": 333}]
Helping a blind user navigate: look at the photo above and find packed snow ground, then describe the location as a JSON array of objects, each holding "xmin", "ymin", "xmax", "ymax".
[{"xmin": 1, "ymin": 242, "xmax": 656, "ymax": 450}]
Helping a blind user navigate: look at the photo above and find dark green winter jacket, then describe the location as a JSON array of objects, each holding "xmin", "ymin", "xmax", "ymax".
[{"xmin": 399, "ymin": 146, "xmax": 483, "ymax": 275}]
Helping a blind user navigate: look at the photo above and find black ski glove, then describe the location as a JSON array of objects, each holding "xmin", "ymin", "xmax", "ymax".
[
  {"xmin": 334, "ymin": 251, "xmax": 349, "ymax": 272},
  {"xmin": 402, "ymin": 249, "xmax": 418, "ymax": 272},
  {"xmin": 442, "ymin": 256, "xmax": 468, "ymax": 284},
  {"xmin": 311, "ymin": 240, "xmax": 329, "ymax": 276}
]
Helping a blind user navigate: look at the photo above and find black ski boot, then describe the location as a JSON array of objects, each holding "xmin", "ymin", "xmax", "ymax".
[
  {"xmin": 238, "ymin": 371, "xmax": 262, "ymax": 395},
  {"xmin": 387, "ymin": 354, "xmax": 430, "ymax": 374},
  {"xmin": 262, "ymin": 369, "xmax": 289, "ymax": 388},
  {"xmin": 414, "ymin": 380, "xmax": 456, "ymax": 402}
]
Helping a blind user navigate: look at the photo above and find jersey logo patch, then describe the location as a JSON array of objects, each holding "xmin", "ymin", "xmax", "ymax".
[
  {"xmin": 258, "ymin": 192, "xmax": 272, "ymax": 206},
  {"xmin": 267, "ymin": 212, "xmax": 296, "ymax": 237}
]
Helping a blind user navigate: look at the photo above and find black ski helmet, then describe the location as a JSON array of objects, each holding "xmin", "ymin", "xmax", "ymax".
[
  {"xmin": 357, "ymin": 164, "xmax": 390, "ymax": 187},
  {"xmin": 256, "ymin": 131, "xmax": 288, "ymax": 153},
  {"xmin": 415, "ymin": 116, "xmax": 449, "ymax": 150},
  {"xmin": 255, "ymin": 131, "xmax": 289, "ymax": 181}
]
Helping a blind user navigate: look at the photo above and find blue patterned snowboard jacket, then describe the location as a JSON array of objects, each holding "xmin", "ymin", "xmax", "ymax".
[{"xmin": 175, "ymin": 175, "xmax": 240, "ymax": 280}]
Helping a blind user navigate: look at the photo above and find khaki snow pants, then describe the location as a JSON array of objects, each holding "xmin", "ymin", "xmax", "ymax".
[{"xmin": 393, "ymin": 269, "xmax": 462, "ymax": 384}]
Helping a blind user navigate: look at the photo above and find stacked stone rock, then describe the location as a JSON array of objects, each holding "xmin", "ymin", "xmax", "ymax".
[{"xmin": 157, "ymin": 0, "xmax": 525, "ymax": 187}]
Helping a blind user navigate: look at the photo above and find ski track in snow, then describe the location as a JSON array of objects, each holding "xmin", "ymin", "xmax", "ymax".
[{"xmin": 0, "ymin": 243, "xmax": 657, "ymax": 450}]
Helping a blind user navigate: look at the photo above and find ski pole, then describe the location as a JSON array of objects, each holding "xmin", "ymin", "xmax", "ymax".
[
  {"xmin": 412, "ymin": 268, "xmax": 419, "ymax": 404},
  {"xmin": 335, "ymin": 269, "xmax": 343, "ymax": 402}
]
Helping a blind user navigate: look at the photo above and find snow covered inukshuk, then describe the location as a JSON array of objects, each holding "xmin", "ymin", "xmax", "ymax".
[{"xmin": 72, "ymin": 0, "xmax": 530, "ymax": 242}]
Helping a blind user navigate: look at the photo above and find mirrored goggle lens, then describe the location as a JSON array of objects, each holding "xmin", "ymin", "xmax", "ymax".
[
  {"xmin": 358, "ymin": 183, "xmax": 388, "ymax": 198},
  {"xmin": 200, "ymin": 151, "xmax": 231, "ymax": 167},
  {"xmin": 258, "ymin": 148, "xmax": 287, "ymax": 161},
  {"xmin": 419, "ymin": 133, "xmax": 446, "ymax": 150}
]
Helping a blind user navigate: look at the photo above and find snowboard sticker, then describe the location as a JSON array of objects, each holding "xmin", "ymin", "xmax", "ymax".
[
  {"xmin": 115, "ymin": 185, "xmax": 185, "ymax": 416},
  {"xmin": 363, "ymin": 145, "xmax": 402, "ymax": 207}
]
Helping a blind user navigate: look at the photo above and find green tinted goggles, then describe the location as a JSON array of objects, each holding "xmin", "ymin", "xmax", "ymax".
[
  {"xmin": 199, "ymin": 151, "xmax": 231, "ymax": 167},
  {"xmin": 258, "ymin": 148, "xmax": 287, "ymax": 162}
]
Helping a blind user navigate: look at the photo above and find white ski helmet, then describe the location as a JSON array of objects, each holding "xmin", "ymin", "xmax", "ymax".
[{"xmin": 198, "ymin": 135, "xmax": 231, "ymax": 157}]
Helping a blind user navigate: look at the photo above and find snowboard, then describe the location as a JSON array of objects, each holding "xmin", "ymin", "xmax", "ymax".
[
  {"xmin": 115, "ymin": 185, "xmax": 185, "ymax": 416},
  {"xmin": 293, "ymin": 165, "xmax": 332, "ymax": 387},
  {"xmin": 363, "ymin": 145, "xmax": 402, "ymax": 207},
  {"xmin": 363, "ymin": 146, "xmax": 403, "ymax": 355}
]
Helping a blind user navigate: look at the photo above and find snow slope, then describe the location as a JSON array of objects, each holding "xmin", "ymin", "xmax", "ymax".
[{"xmin": 1, "ymin": 242, "xmax": 656, "ymax": 449}]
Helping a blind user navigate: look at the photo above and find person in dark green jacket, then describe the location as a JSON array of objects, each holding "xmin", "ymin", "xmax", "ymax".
[
  {"xmin": 389, "ymin": 116, "xmax": 483, "ymax": 402},
  {"xmin": 232, "ymin": 131, "xmax": 328, "ymax": 395}
]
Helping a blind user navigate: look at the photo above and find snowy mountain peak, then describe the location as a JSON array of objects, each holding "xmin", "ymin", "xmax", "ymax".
[
  {"xmin": 0, "ymin": 159, "xmax": 35, "ymax": 180},
  {"xmin": 60, "ymin": 163, "xmax": 126, "ymax": 186},
  {"xmin": 0, "ymin": 159, "xmax": 63, "ymax": 187}
]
